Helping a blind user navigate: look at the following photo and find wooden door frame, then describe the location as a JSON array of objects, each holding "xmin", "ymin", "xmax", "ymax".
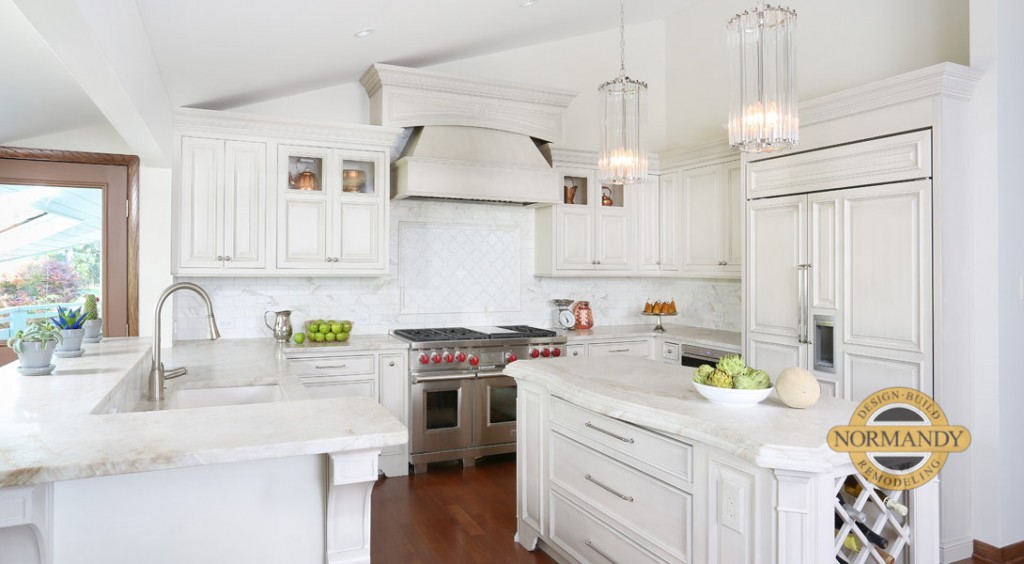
[{"xmin": 0, "ymin": 146, "xmax": 141, "ymax": 336}]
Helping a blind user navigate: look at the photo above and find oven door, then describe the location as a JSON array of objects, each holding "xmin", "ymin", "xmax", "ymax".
[
  {"xmin": 410, "ymin": 373, "xmax": 474, "ymax": 455},
  {"xmin": 474, "ymin": 373, "xmax": 517, "ymax": 447}
]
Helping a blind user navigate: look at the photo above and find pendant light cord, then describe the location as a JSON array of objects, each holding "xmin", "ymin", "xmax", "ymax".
[{"xmin": 619, "ymin": 0, "xmax": 626, "ymax": 76}]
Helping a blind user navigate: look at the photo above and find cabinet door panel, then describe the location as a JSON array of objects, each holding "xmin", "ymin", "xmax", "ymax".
[
  {"xmin": 223, "ymin": 141, "xmax": 266, "ymax": 268},
  {"xmin": 746, "ymin": 336, "xmax": 805, "ymax": 380},
  {"xmin": 680, "ymin": 166, "xmax": 723, "ymax": 271},
  {"xmin": 379, "ymin": 353, "xmax": 407, "ymax": 457},
  {"xmin": 555, "ymin": 206, "xmax": 593, "ymax": 269},
  {"xmin": 595, "ymin": 208, "xmax": 630, "ymax": 269},
  {"xmin": 304, "ymin": 379, "xmax": 376, "ymax": 399},
  {"xmin": 747, "ymin": 196, "xmax": 805, "ymax": 338},
  {"xmin": 843, "ymin": 181, "xmax": 930, "ymax": 353},
  {"xmin": 659, "ymin": 173, "xmax": 681, "ymax": 271},
  {"xmin": 844, "ymin": 349, "xmax": 926, "ymax": 402},
  {"xmin": 706, "ymin": 455, "xmax": 758, "ymax": 564},
  {"xmin": 337, "ymin": 202, "xmax": 381, "ymax": 266},
  {"xmin": 809, "ymin": 195, "xmax": 840, "ymax": 310},
  {"xmin": 279, "ymin": 198, "xmax": 329, "ymax": 268},
  {"xmin": 723, "ymin": 162, "xmax": 743, "ymax": 272},
  {"xmin": 179, "ymin": 137, "xmax": 223, "ymax": 268},
  {"xmin": 636, "ymin": 180, "xmax": 661, "ymax": 271}
]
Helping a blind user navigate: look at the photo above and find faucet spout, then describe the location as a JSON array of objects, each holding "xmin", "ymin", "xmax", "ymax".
[{"xmin": 149, "ymin": 282, "xmax": 220, "ymax": 401}]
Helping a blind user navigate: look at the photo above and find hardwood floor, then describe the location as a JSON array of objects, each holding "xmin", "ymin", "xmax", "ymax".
[{"xmin": 371, "ymin": 454, "xmax": 555, "ymax": 563}]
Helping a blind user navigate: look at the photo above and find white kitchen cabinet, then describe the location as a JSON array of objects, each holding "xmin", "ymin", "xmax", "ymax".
[
  {"xmin": 586, "ymin": 339, "xmax": 651, "ymax": 358},
  {"xmin": 292, "ymin": 349, "xmax": 409, "ymax": 476},
  {"xmin": 536, "ymin": 166, "xmax": 633, "ymax": 275},
  {"xmin": 679, "ymin": 160, "xmax": 741, "ymax": 276},
  {"xmin": 176, "ymin": 136, "xmax": 267, "ymax": 271},
  {"xmin": 637, "ymin": 174, "xmax": 681, "ymax": 273},
  {"xmin": 277, "ymin": 146, "xmax": 388, "ymax": 273}
]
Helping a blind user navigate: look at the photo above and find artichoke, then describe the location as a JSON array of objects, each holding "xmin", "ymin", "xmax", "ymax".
[
  {"xmin": 734, "ymin": 369, "xmax": 772, "ymax": 389},
  {"xmin": 708, "ymin": 369, "xmax": 734, "ymax": 389},
  {"xmin": 693, "ymin": 364, "xmax": 715, "ymax": 385},
  {"xmin": 716, "ymin": 353, "xmax": 747, "ymax": 377}
]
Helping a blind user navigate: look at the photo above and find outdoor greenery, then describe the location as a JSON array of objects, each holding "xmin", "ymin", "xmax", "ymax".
[{"xmin": 0, "ymin": 243, "xmax": 100, "ymax": 308}]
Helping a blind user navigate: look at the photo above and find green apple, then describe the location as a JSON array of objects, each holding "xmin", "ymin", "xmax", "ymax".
[
  {"xmin": 314, "ymin": 332, "xmax": 325, "ymax": 342},
  {"xmin": 341, "ymin": 320, "xmax": 353, "ymax": 333},
  {"xmin": 325, "ymin": 332, "xmax": 337, "ymax": 342},
  {"xmin": 318, "ymin": 322, "xmax": 330, "ymax": 334},
  {"xmin": 331, "ymin": 322, "xmax": 342, "ymax": 334},
  {"xmin": 336, "ymin": 331, "xmax": 350, "ymax": 342},
  {"xmin": 293, "ymin": 332, "xmax": 306, "ymax": 344}
]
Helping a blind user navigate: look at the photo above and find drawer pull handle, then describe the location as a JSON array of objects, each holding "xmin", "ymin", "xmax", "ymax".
[
  {"xmin": 585, "ymin": 474, "xmax": 634, "ymax": 502},
  {"xmin": 314, "ymin": 364, "xmax": 347, "ymax": 369},
  {"xmin": 585, "ymin": 539, "xmax": 618, "ymax": 564},
  {"xmin": 585, "ymin": 422, "xmax": 635, "ymax": 444},
  {"xmin": 608, "ymin": 348, "xmax": 630, "ymax": 353}
]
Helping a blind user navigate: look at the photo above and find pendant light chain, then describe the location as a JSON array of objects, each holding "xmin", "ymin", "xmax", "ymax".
[
  {"xmin": 598, "ymin": 0, "xmax": 648, "ymax": 184},
  {"xmin": 619, "ymin": 0, "xmax": 626, "ymax": 76}
]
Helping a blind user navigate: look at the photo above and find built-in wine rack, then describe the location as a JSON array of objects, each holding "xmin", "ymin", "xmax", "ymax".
[{"xmin": 833, "ymin": 473, "xmax": 912, "ymax": 564}]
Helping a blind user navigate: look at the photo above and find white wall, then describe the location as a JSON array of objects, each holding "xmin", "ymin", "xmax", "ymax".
[{"xmin": 664, "ymin": 0, "xmax": 969, "ymax": 147}]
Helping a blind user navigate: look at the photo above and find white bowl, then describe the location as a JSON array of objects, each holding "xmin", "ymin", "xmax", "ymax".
[{"xmin": 693, "ymin": 381, "xmax": 773, "ymax": 406}]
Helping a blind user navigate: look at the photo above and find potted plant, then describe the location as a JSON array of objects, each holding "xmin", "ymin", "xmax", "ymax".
[
  {"xmin": 7, "ymin": 321, "xmax": 63, "ymax": 369},
  {"xmin": 82, "ymin": 294, "xmax": 102, "ymax": 341},
  {"xmin": 51, "ymin": 305, "xmax": 86, "ymax": 354}
]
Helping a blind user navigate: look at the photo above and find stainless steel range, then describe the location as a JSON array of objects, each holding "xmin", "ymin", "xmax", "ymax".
[{"xmin": 392, "ymin": 325, "xmax": 567, "ymax": 473}]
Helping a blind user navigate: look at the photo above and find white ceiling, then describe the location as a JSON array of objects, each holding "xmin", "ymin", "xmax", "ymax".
[{"xmin": 1, "ymin": 0, "xmax": 688, "ymax": 146}]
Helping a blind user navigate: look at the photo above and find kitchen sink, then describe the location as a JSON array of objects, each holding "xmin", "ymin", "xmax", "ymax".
[{"xmin": 165, "ymin": 384, "xmax": 285, "ymax": 410}]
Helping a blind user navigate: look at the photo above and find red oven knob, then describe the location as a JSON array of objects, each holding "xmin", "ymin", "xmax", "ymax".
[
  {"xmin": 430, "ymin": 352, "xmax": 441, "ymax": 364},
  {"xmin": 442, "ymin": 352, "xmax": 454, "ymax": 363},
  {"xmin": 468, "ymin": 355, "xmax": 480, "ymax": 366},
  {"xmin": 506, "ymin": 352, "xmax": 518, "ymax": 363},
  {"xmin": 418, "ymin": 353, "xmax": 429, "ymax": 365},
  {"xmin": 541, "ymin": 348, "xmax": 551, "ymax": 357},
  {"xmin": 552, "ymin": 348, "xmax": 561, "ymax": 357},
  {"xmin": 455, "ymin": 351, "xmax": 467, "ymax": 363},
  {"xmin": 530, "ymin": 348, "xmax": 540, "ymax": 358}
]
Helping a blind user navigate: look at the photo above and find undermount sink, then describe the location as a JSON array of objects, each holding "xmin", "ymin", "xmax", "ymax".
[{"xmin": 165, "ymin": 384, "xmax": 285, "ymax": 410}]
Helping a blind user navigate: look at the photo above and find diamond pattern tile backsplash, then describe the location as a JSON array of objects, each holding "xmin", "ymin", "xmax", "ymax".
[{"xmin": 174, "ymin": 200, "xmax": 741, "ymax": 340}]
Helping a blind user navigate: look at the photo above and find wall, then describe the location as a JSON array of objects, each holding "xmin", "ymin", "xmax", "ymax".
[
  {"xmin": 6, "ymin": 122, "xmax": 174, "ymax": 338},
  {"xmin": 173, "ymin": 199, "xmax": 739, "ymax": 340},
  {"xmin": 664, "ymin": 0, "xmax": 970, "ymax": 147}
]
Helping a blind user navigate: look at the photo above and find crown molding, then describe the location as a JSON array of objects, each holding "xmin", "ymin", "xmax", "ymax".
[
  {"xmin": 800, "ymin": 62, "xmax": 982, "ymax": 126},
  {"xmin": 173, "ymin": 107, "xmax": 403, "ymax": 148},
  {"xmin": 548, "ymin": 147, "xmax": 660, "ymax": 176},
  {"xmin": 659, "ymin": 139, "xmax": 738, "ymax": 171}
]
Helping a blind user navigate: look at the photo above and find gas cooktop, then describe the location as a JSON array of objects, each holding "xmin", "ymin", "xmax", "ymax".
[{"xmin": 393, "ymin": 325, "xmax": 557, "ymax": 343}]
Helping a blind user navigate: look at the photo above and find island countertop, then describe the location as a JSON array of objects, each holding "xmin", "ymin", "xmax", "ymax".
[
  {"xmin": 561, "ymin": 323, "xmax": 741, "ymax": 351},
  {"xmin": 0, "ymin": 338, "xmax": 407, "ymax": 487},
  {"xmin": 504, "ymin": 355, "xmax": 854, "ymax": 473}
]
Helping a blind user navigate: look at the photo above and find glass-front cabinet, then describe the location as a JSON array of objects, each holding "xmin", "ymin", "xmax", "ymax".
[{"xmin": 277, "ymin": 145, "xmax": 386, "ymax": 272}]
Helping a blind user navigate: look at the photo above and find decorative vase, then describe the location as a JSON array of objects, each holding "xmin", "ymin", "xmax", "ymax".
[
  {"xmin": 572, "ymin": 301, "xmax": 594, "ymax": 330},
  {"xmin": 83, "ymin": 319, "xmax": 103, "ymax": 340},
  {"xmin": 564, "ymin": 183, "xmax": 577, "ymax": 204},
  {"xmin": 57, "ymin": 329, "xmax": 85, "ymax": 352},
  {"xmin": 17, "ymin": 340, "xmax": 57, "ymax": 369},
  {"xmin": 343, "ymin": 169, "xmax": 366, "ymax": 193}
]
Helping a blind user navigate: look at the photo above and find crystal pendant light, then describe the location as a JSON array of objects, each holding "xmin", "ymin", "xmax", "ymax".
[
  {"xmin": 727, "ymin": 3, "xmax": 798, "ymax": 153},
  {"xmin": 598, "ymin": 0, "xmax": 648, "ymax": 184}
]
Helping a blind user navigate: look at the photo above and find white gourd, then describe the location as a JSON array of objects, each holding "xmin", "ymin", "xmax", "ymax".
[{"xmin": 775, "ymin": 367, "xmax": 820, "ymax": 409}]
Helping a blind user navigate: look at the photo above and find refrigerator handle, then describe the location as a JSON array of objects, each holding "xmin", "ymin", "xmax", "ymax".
[
  {"xmin": 797, "ymin": 264, "xmax": 812, "ymax": 344},
  {"xmin": 797, "ymin": 264, "xmax": 805, "ymax": 343}
]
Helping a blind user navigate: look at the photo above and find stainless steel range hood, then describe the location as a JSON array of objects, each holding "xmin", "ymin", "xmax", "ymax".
[
  {"xmin": 360, "ymin": 64, "xmax": 577, "ymax": 206},
  {"xmin": 392, "ymin": 125, "xmax": 560, "ymax": 205}
]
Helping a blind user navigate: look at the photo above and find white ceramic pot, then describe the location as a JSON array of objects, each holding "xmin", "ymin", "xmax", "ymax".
[
  {"xmin": 17, "ymin": 340, "xmax": 57, "ymax": 369},
  {"xmin": 57, "ymin": 328, "xmax": 85, "ymax": 352},
  {"xmin": 83, "ymin": 319, "xmax": 103, "ymax": 339}
]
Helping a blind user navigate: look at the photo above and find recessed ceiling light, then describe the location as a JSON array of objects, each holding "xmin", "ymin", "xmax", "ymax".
[
  {"xmin": 519, "ymin": 0, "xmax": 538, "ymax": 7},
  {"xmin": 354, "ymin": 29, "xmax": 375, "ymax": 38}
]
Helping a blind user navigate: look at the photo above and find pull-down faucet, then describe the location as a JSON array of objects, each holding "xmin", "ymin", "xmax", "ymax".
[{"xmin": 149, "ymin": 282, "xmax": 220, "ymax": 401}]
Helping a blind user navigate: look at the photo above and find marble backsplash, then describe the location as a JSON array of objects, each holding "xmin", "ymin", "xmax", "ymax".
[{"xmin": 173, "ymin": 200, "xmax": 741, "ymax": 340}]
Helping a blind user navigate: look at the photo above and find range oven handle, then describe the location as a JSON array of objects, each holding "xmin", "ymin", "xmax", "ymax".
[
  {"xmin": 412, "ymin": 372, "xmax": 474, "ymax": 383},
  {"xmin": 477, "ymin": 371, "xmax": 508, "ymax": 379}
]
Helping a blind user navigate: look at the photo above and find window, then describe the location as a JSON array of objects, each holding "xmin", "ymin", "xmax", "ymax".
[{"xmin": 0, "ymin": 149, "xmax": 139, "ymax": 366}]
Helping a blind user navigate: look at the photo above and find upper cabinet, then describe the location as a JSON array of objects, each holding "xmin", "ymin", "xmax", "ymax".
[
  {"xmin": 172, "ymin": 109, "xmax": 401, "ymax": 276},
  {"xmin": 535, "ymin": 165, "xmax": 633, "ymax": 275},
  {"xmin": 637, "ymin": 173, "xmax": 680, "ymax": 273},
  {"xmin": 177, "ymin": 136, "xmax": 267, "ymax": 270},
  {"xmin": 678, "ymin": 160, "xmax": 742, "ymax": 276}
]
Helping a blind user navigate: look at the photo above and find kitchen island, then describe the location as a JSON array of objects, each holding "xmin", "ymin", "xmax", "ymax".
[
  {"xmin": 505, "ymin": 356, "xmax": 940, "ymax": 564},
  {"xmin": 0, "ymin": 338, "xmax": 406, "ymax": 564}
]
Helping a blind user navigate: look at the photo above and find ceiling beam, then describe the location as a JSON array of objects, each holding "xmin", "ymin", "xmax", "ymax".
[{"xmin": 13, "ymin": 0, "xmax": 172, "ymax": 166}]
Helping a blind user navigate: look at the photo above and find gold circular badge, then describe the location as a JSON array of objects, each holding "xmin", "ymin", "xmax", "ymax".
[{"xmin": 828, "ymin": 387, "xmax": 970, "ymax": 491}]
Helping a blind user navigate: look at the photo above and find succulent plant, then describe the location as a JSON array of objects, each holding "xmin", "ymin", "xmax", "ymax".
[
  {"xmin": 83, "ymin": 294, "xmax": 99, "ymax": 322},
  {"xmin": 51, "ymin": 305, "xmax": 86, "ymax": 330},
  {"xmin": 7, "ymin": 321, "xmax": 63, "ymax": 353}
]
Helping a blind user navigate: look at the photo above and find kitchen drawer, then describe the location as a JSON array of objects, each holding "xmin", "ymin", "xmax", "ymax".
[
  {"xmin": 549, "ymin": 490, "xmax": 665, "ymax": 564},
  {"xmin": 566, "ymin": 344, "xmax": 586, "ymax": 359},
  {"xmin": 289, "ymin": 355, "xmax": 375, "ymax": 377},
  {"xmin": 550, "ymin": 397, "xmax": 692, "ymax": 484},
  {"xmin": 550, "ymin": 432, "xmax": 692, "ymax": 562},
  {"xmin": 303, "ymin": 378, "xmax": 376, "ymax": 400},
  {"xmin": 587, "ymin": 340, "xmax": 650, "ymax": 358},
  {"xmin": 661, "ymin": 341, "xmax": 681, "ymax": 363}
]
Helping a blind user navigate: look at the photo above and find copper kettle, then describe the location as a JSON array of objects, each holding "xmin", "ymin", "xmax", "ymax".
[
  {"xmin": 601, "ymin": 186, "xmax": 614, "ymax": 206},
  {"xmin": 290, "ymin": 168, "xmax": 319, "ymax": 191}
]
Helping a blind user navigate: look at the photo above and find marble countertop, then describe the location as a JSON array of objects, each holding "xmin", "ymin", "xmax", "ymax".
[
  {"xmin": 504, "ymin": 356, "xmax": 853, "ymax": 473},
  {"xmin": 0, "ymin": 338, "xmax": 407, "ymax": 487},
  {"xmin": 562, "ymin": 324, "xmax": 742, "ymax": 351},
  {"xmin": 279, "ymin": 333, "xmax": 409, "ymax": 358}
]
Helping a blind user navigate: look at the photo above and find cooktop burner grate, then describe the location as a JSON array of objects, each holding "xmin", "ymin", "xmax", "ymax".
[
  {"xmin": 393, "ymin": 325, "xmax": 558, "ymax": 343},
  {"xmin": 497, "ymin": 325, "xmax": 558, "ymax": 338}
]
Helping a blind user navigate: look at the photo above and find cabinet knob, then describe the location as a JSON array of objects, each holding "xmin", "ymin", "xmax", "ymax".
[
  {"xmin": 217, "ymin": 256, "xmax": 224, "ymax": 261},
  {"xmin": 656, "ymin": 260, "xmax": 661, "ymax": 265},
  {"xmin": 333, "ymin": 257, "xmax": 340, "ymax": 263},
  {"xmin": 325, "ymin": 258, "xmax": 331, "ymax": 263},
  {"xmin": 388, "ymin": 361, "xmax": 395, "ymax": 367},
  {"xmin": 572, "ymin": 351, "xmax": 579, "ymax": 357},
  {"xmin": 596, "ymin": 260, "xmax": 601, "ymax": 265},
  {"xmin": 225, "ymin": 256, "xmax": 232, "ymax": 261}
]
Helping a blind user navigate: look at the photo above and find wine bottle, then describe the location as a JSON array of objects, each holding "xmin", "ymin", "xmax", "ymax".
[
  {"xmin": 836, "ymin": 494, "xmax": 868, "ymax": 523},
  {"xmin": 855, "ymin": 522, "xmax": 889, "ymax": 549},
  {"xmin": 842, "ymin": 476, "xmax": 909, "ymax": 516}
]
